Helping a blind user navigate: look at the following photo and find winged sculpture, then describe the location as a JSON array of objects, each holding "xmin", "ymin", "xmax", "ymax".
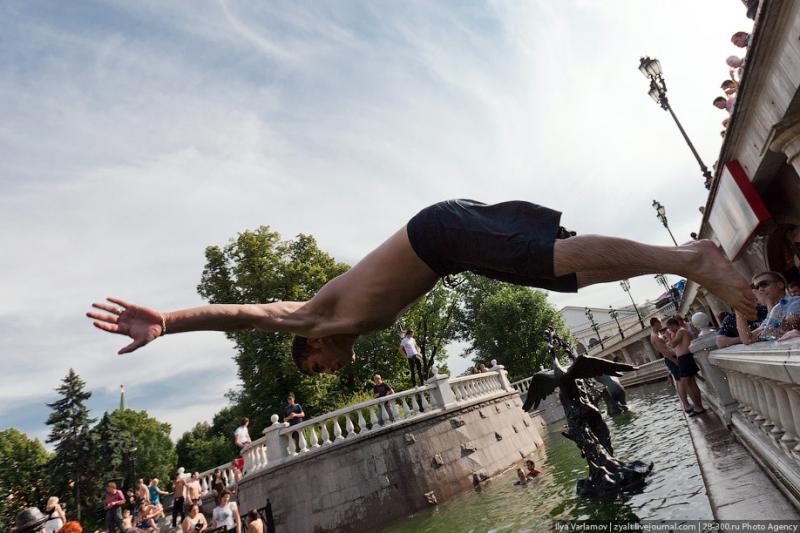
[{"xmin": 522, "ymin": 329, "xmax": 653, "ymax": 496}]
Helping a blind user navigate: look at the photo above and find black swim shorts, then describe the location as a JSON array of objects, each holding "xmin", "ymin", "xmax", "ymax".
[
  {"xmin": 663, "ymin": 357, "xmax": 681, "ymax": 380},
  {"xmin": 677, "ymin": 353, "xmax": 700, "ymax": 378},
  {"xmin": 406, "ymin": 199, "xmax": 578, "ymax": 292}
]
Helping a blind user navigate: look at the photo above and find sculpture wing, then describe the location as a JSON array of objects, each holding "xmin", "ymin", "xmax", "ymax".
[
  {"xmin": 522, "ymin": 371, "xmax": 558, "ymax": 411},
  {"xmin": 566, "ymin": 355, "xmax": 637, "ymax": 380}
]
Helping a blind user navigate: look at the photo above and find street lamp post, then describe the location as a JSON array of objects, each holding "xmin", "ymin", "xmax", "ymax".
[
  {"xmin": 655, "ymin": 273, "xmax": 678, "ymax": 308},
  {"xmin": 652, "ymin": 200, "xmax": 679, "ymax": 247},
  {"xmin": 619, "ymin": 279, "xmax": 646, "ymax": 330},
  {"xmin": 585, "ymin": 307, "xmax": 605, "ymax": 350},
  {"xmin": 639, "ymin": 56, "xmax": 714, "ymax": 190},
  {"xmin": 609, "ymin": 306, "xmax": 625, "ymax": 339}
]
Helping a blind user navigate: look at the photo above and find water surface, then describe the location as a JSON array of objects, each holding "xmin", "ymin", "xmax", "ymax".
[{"xmin": 383, "ymin": 381, "xmax": 712, "ymax": 532}]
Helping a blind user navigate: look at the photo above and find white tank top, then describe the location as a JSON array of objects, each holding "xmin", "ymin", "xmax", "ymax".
[
  {"xmin": 213, "ymin": 503, "xmax": 235, "ymax": 529},
  {"xmin": 44, "ymin": 517, "xmax": 63, "ymax": 533}
]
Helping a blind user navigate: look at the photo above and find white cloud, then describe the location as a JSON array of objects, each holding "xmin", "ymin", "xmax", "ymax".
[{"xmin": 1, "ymin": 0, "xmax": 753, "ymax": 438}]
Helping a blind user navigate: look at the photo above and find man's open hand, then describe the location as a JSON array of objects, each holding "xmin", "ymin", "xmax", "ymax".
[{"xmin": 86, "ymin": 297, "xmax": 163, "ymax": 354}]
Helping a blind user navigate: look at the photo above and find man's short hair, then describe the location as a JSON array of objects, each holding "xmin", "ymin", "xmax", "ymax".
[
  {"xmin": 666, "ymin": 318, "xmax": 680, "ymax": 327},
  {"xmin": 287, "ymin": 393, "xmax": 295, "ymax": 400},
  {"xmin": 752, "ymin": 271, "xmax": 787, "ymax": 288},
  {"xmin": 291, "ymin": 335, "xmax": 313, "ymax": 375},
  {"xmin": 107, "ymin": 481, "xmax": 117, "ymax": 489},
  {"xmin": 721, "ymin": 80, "xmax": 736, "ymax": 89},
  {"xmin": 241, "ymin": 417, "xmax": 249, "ymax": 425},
  {"xmin": 789, "ymin": 281, "xmax": 800, "ymax": 289},
  {"xmin": 713, "ymin": 96, "xmax": 727, "ymax": 105},
  {"xmin": 732, "ymin": 31, "xmax": 748, "ymax": 39},
  {"xmin": 405, "ymin": 329, "xmax": 413, "ymax": 335},
  {"xmin": 649, "ymin": 317, "xmax": 661, "ymax": 327}
]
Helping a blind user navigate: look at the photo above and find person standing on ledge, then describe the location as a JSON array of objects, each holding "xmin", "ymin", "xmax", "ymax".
[
  {"xmin": 87, "ymin": 199, "xmax": 756, "ymax": 376},
  {"xmin": 399, "ymin": 329, "xmax": 425, "ymax": 387}
]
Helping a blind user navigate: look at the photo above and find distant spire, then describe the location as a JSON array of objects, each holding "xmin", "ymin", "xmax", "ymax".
[{"xmin": 119, "ymin": 384, "xmax": 126, "ymax": 411}]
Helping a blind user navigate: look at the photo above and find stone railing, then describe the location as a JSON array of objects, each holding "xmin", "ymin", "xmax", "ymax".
[
  {"xmin": 511, "ymin": 376, "xmax": 533, "ymax": 397},
  {"xmin": 193, "ymin": 463, "xmax": 239, "ymax": 497},
  {"xmin": 690, "ymin": 334, "xmax": 800, "ymax": 504},
  {"xmin": 187, "ymin": 362, "xmax": 516, "ymax": 482}
]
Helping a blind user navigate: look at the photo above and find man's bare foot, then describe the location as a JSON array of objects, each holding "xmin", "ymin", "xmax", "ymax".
[{"xmin": 683, "ymin": 240, "xmax": 757, "ymax": 320}]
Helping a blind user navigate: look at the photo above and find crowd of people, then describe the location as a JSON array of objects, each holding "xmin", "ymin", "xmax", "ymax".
[
  {"xmin": 714, "ymin": 1, "xmax": 759, "ymax": 136},
  {"xmin": 649, "ymin": 270, "xmax": 800, "ymax": 418}
]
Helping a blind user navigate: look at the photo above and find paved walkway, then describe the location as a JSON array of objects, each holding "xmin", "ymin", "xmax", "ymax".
[{"xmin": 684, "ymin": 408, "xmax": 800, "ymax": 520}]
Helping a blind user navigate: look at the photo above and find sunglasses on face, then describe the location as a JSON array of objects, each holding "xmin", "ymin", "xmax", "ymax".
[{"xmin": 751, "ymin": 280, "xmax": 775, "ymax": 290}]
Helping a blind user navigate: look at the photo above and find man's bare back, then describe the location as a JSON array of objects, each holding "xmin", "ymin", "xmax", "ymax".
[
  {"xmin": 649, "ymin": 331, "xmax": 678, "ymax": 365},
  {"xmin": 87, "ymin": 199, "xmax": 755, "ymax": 375}
]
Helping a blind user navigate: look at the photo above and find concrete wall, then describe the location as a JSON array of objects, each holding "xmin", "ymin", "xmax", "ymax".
[{"xmin": 236, "ymin": 391, "xmax": 543, "ymax": 533}]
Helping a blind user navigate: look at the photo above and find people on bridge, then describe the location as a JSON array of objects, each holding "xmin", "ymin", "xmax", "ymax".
[
  {"xmin": 182, "ymin": 503, "xmax": 208, "ymax": 533},
  {"xmin": 103, "ymin": 482, "xmax": 126, "ymax": 533},
  {"xmin": 186, "ymin": 471, "xmax": 202, "ymax": 506},
  {"xmin": 399, "ymin": 329, "xmax": 425, "ymax": 387},
  {"xmin": 649, "ymin": 317, "xmax": 691, "ymax": 414},
  {"xmin": 121, "ymin": 509, "xmax": 133, "ymax": 532},
  {"xmin": 212, "ymin": 491, "xmax": 241, "ymax": 533},
  {"xmin": 147, "ymin": 479, "xmax": 168, "ymax": 507},
  {"xmin": 211, "ymin": 468, "xmax": 227, "ymax": 500},
  {"xmin": 736, "ymin": 271, "xmax": 800, "ymax": 343},
  {"xmin": 373, "ymin": 374, "xmax": 396, "ymax": 425},
  {"xmin": 246, "ymin": 510, "xmax": 263, "ymax": 533},
  {"xmin": 283, "ymin": 394, "xmax": 305, "ymax": 426},
  {"xmin": 87, "ymin": 199, "xmax": 756, "ymax": 379},
  {"xmin": 171, "ymin": 471, "xmax": 187, "ymax": 528},
  {"xmin": 43, "ymin": 497, "xmax": 65, "ymax": 533},
  {"xmin": 716, "ymin": 304, "xmax": 767, "ymax": 349},
  {"xmin": 665, "ymin": 318, "xmax": 706, "ymax": 417},
  {"xmin": 233, "ymin": 417, "xmax": 251, "ymax": 472}
]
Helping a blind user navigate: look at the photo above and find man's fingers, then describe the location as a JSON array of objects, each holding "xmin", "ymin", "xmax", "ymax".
[
  {"xmin": 119, "ymin": 338, "xmax": 147, "ymax": 355},
  {"xmin": 87, "ymin": 311, "xmax": 118, "ymax": 324},
  {"xmin": 93, "ymin": 321, "xmax": 120, "ymax": 333},
  {"xmin": 92, "ymin": 302, "xmax": 124, "ymax": 315},
  {"xmin": 107, "ymin": 297, "xmax": 131, "ymax": 309}
]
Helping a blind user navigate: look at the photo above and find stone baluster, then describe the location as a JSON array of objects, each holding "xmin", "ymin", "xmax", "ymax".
[
  {"xmin": 752, "ymin": 378, "xmax": 770, "ymax": 428},
  {"xmin": 760, "ymin": 380, "xmax": 785, "ymax": 441},
  {"xmin": 787, "ymin": 386, "xmax": 800, "ymax": 459},
  {"xmin": 286, "ymin": 432, "xmax": 297, "ymax": 456},
  {"xmin": 320, "ymin": 423, "xmax": 331, "ymax": 445},
  {"xmin": 200, "ymin": 477, "xmax": 208, "ymax": 494},
  {"xmin": 356, "ymin": 409, "xmax": 368, "ymax": 434},
  {"xmin": 308, "ymin": 424, "xmax": 320, "ymax": 448},
  {"xmin": 333, "ymin": 418, "xmax": 344, "ymax": 441},
  {"xmin": 409, "ymin": 393, "xmax": 421, "ymax": 414},
  {"xmin": 391, "ymin": 400, "xmax": 400, "ymax": 420},
  {"xmin": 369, "ymin": 405, "xmax": 379, "ymax": 430},
  {"xmin": 741, "ymin": 375, "xmax": 760, "ymax": 420},
  {"xmin": 773, "ymin": 383, "xmax": 799, "ymax": 453},
  {"xmin": 419, "ymin": 390, "xmax": 431, "ymax": 411},
  {"xmin": 378, "ymin": 402, "xmax": 390, "ymax": 425},
  {"xmin": 728, "ymin": 372, "xmax": 749, "ymax": 416},
  {"xmin": 345, "ymin": 414, "xmax": 356, "ymax": 437},
  {"xmin": 491, "ymin": 360, "xmax": 514, "ymax": 392}
]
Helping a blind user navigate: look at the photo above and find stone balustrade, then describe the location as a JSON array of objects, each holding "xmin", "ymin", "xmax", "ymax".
[
  {"xmin": 689, "ymin": 334, "xmax": 800, "ymax": 505},
  {"xmin": 191, "ymin": 363, "xmax": 515, "ymax": 483},
  {"xmin": 511, "ymin": 376, "xmax": 532, "ymax": 396},
  {"xmin": 194, "ymin": 463, "xmax": 238, "ymax": 497}
]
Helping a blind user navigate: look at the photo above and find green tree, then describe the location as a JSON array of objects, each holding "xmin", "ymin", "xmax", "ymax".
[
  {"xmin": 175, "ymin": 422, "xmax": 232, "ymax": 473},
  {"xmin": 105, "ymin": 409, "xmax": 176, "ymax": 488},
  {"xmin": 0, "ymin": 429, "xmax": 51, "ymax": 531},
  {"xmin": 197, "ymin": 227, "xmax": 351, "ymax": 428},
  {"xmin": 46, "ymin": 369, "xmax": 97, "ymax": 522},
  {"xmin": 456, "ymin": 275, "xmax": 570, "ymax": 381},
  {"xmin": 398, "ymin": 280, "xmax": 462, "ymax": 379}
]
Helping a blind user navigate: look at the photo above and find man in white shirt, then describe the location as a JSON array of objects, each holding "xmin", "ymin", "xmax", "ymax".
[
  {"xmin": 234, "ymin": 418, "xmax": 251, "ymax": 450},
  {"xmin": 399, "ymin": 329, "xmax": 425, "ymax": 387}
]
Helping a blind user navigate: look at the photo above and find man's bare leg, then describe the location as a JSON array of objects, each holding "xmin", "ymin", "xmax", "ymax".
[
  {"xmin": 675, "ymin": 377, "xmax": 691, "ymax": 411},
  {"xmin": 684, "ymin": 377, "xmax": 705, "ymax": 412},
  {"xmin": 555, "ymin": 236, "xmax": 756, "ymax": 317}
]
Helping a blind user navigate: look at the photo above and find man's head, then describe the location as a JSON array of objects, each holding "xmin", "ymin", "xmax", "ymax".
[
  {"xmin": 150, "ymin": 478, "xmax": 158, "ymax": 486},
  {"xmin": 731, "ymin": 31, "xmax": 749, "ymax": 48},
  {"xmin": 241, "ymin": 417, "xmax": 249, "ymax": 428},
  {"xmin": 726, "ymin": 55, "xmax": 743, "ymax": 68},
  {"xmin": 751, "ymin": 271, "xmax": 787, "ymax": 306},
  {"xmin": 649, "ymin": 317, "xmax": 661, "ymax": 331},
  {"xmin": 122, "ymin": 510, "xmax": 130, "ymax": 518},
  {"xmin": 721, "ymin": 80, "xmax": 737, "ymax": 95},
  {"xmin": 292, "ymin": 334, "xmax": 357, "ymax": 376},
  {"xmin": 191, "ymin": 471, "xmax": 198, "ymax": 480},
  {"xmin": 788, "ymin": 281, "xmax": 800, "ymax": 297},
  {"xmin": 525, "ymin": 459, "xmax": 536, "ymax": 471},
  {"xmin": 713, "ymin": 96, "xmax": 727, "ymax": 110},
  {"xmin": 665, "ymin": 318, "xmax": 680, "ymax": 332},
  {"xmin": 374, "ymin": 374, "xmax": 382, "ymax": 384},
  {"xmin": 405, "ymin": 329, "xmax": 413, "ymax": 337},
  {"xmin": 106, "ymin": 482, "xmax": 117, "ymax": 494},
  {"xmin": 287, "ymin": 393, "xmax": 295, "ymax": 406}
]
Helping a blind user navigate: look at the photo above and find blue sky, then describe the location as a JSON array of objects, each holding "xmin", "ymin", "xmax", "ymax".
[{"xmin": 0, "ymin": 1, "xmax": 752, "ymax": 445}]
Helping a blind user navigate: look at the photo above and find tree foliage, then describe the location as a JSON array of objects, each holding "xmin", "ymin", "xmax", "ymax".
[
  {"xmin": 0, "ymin": 429, "xmax": 50, "ymax": 531},
  {"xmin": 197, "ymin": 227, "xmax": 356, "ymax": 430},
  {"xmin": 175, "ymin": 422, "xmax": 233, "ymax": 474},
  {"xmin": 104, "ymin": 409, "xmax": 176, "ymax": 488},
  {"xmin": 456, "ymin": 274, "xmax": 570, "ymax": 381},
  {"xmin": 45, "ymin": 369, "xmax": 97, "ymax": 522}
]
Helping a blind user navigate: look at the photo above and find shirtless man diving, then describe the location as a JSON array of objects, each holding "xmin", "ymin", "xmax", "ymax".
[{"xmin": 86, "ymin": 199, "xmax": 756, "ymax": 376}]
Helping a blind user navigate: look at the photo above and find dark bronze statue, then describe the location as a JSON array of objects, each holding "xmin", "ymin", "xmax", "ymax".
[{"xmin": 523, "ymin": 329, "xmax": 653, "ymax": 496}]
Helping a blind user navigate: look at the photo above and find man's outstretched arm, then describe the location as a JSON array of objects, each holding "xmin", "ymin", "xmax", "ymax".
[{"xmin": 87, "ymin": 297, "xmax": 315, "ymax": 354}]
